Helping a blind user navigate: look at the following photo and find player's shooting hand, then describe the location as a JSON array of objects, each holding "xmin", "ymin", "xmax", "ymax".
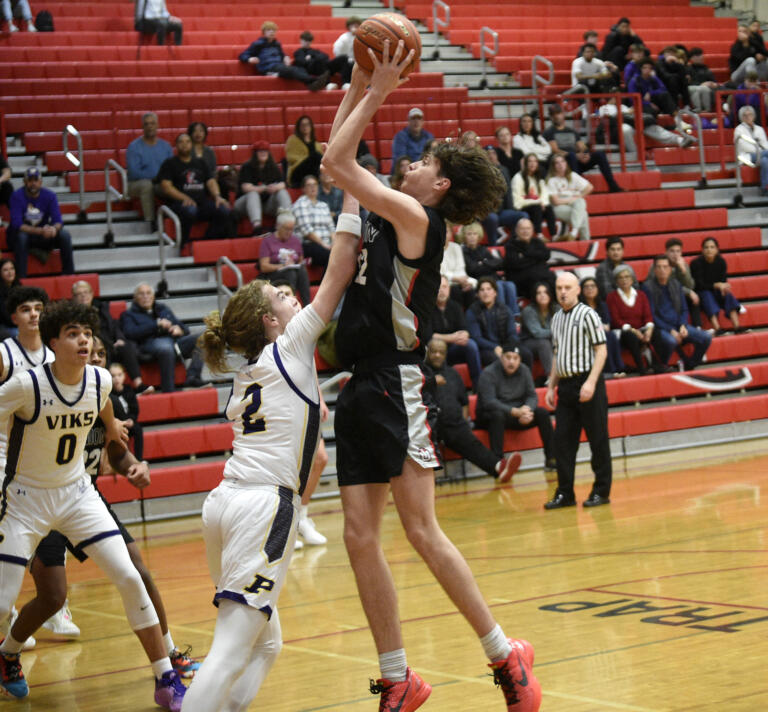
[
  {"xmin": 367, "ymin": 40, "xmax": 414, "ymax": 96},
  {"xmin": 126, "ymin": 461, "xmax": 151, "ymax": 489},
  {"xmin": 351, "ymin": 62, "xmax": 371, "ymax": 88}
]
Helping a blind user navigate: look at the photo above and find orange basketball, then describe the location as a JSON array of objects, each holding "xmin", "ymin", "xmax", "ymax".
[{"xmin": 353, "ymin": 13, "xmax": 422, "ymax": 77}]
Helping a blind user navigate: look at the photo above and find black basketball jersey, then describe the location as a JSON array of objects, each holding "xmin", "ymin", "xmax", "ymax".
[
  {"xmin": 83, "ymin": 416, "xmax": 106, "ymax": 484},
  {"xmin": 335, "ymin": 206, "xmax": 446, "ymax": 367}
]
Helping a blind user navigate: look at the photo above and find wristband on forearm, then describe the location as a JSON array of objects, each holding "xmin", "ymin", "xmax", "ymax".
[{"xmin": 336, "ymin": 213, "xmax": 362, "ymax": 237}]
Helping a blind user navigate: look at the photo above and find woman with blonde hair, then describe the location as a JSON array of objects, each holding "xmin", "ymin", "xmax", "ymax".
[
  {"xmin": 546, "ymin": 153, "xmax": 593, "ymax": 240},
  {"xmin": 182, "ymin": 194, "xmax": 360, "ymax": 712}
]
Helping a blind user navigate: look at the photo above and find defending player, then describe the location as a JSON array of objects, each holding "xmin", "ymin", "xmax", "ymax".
[
  {"xmin": 6, "ymin": 335, "xmax": 201, "ymax": 678},
  {"xmin": 321, "ymin": 44, "xmax": 542, "ymax": 711},
  {"xmin": 0, "ymin": 300, "xmax": 186, "ymax": 710},
  {"xmin": 180, "ymin": 192, "xmax": 360, "ymax": 711}
]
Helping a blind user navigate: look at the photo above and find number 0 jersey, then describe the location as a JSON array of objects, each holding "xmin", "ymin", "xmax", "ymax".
[
  {"xmin": 1, "ymin": 364, "xmax": 111, "ymax": 488},
  {"xmin": 223, "ymin": 305, "xmax": 324, "ymax": 495}
]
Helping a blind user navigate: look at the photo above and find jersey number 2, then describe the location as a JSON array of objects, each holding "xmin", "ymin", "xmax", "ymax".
[
  {"xmin": 354, "ymin": 247, "xmax": 369, "ymax": 286},
  {"xmin": 242, "ymin": 382, "xmax": 266, "ymax": 434}
]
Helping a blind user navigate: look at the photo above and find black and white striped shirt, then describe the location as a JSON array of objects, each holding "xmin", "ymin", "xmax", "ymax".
[{"xmin": 551, "ymin": 302, "xmax": 606, "ymax": 378}]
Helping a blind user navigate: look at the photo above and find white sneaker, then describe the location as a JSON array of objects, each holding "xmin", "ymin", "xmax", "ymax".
[
  {"xmin": 26, "ymin": 20, "xmax": 36, "ymax": 32},
  {"xmin": 294, "ymin": 537, "xmax": 304, "ymax": 550},
  {"xmin": 41, "ymin": 601, "xmax": 80, "ymax": 638},
  {"xmin": 324, "ymin": 82, "xmax": 338, "ymax": 91},
  {"xmin": 341, "ymin": 83, "xmax": 351, "ymax": 90},
  {"xmin": 298, "ymin": 515, "xmax": 327, "ymax": 546},
  {"xmin": 0, "ymin": 607, "xmax": 36, "ymax": 650},
  {"xmin": 8, "ymin": 21, "xmax": 18, "ymax": 32}
]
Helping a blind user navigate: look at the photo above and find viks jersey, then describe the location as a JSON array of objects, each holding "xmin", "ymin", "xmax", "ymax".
[
  {"xmin": 1, "ymin": 363, "xmax": 111, "ymax": 488},
  {"xmin": 223, "ymin": 305, "xmax": 324, "ymax": 496}
]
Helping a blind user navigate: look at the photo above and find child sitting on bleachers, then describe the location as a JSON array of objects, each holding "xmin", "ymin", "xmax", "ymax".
[{"xmin": 109, "ymin": 362, "xmax": 145, "ymax": 462}]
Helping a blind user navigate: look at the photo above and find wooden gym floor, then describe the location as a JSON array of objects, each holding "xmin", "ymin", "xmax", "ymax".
[{"xmin": 12, "ymin": 439, "xmax": 768, "ymax": 711}]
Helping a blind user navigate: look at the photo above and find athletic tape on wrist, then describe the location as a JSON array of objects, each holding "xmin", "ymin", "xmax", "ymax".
[{"xmin": 336, "ymin": 213, "xmax": 362, "ymax": 237}]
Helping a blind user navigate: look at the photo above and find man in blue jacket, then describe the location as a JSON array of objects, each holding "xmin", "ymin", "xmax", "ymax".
[
  {"xmin": 239, "ymin": 21, "xmax": 329, "ymax": 91},
  {"xmin": 120, "ymin": 282, "xmax": 206, "ymax": 391},
  {"xmin": 8, "ymin": 167, "xmax": 75, "ymax": 279},
  {"xmin": 390, "ymin": 107, "xmax": 434, "ymax": 173}
]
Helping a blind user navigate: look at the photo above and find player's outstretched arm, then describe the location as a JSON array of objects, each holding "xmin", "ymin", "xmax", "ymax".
[
  {"xmin": 311, "ymin": 191, "xmax": 361, "ymax": 324},
  {"xmin": 105, "ymin": 440, "xmax": 151, "ymax": 489}
]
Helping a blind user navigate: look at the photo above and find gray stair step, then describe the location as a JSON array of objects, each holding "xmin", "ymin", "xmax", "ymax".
[
  {"xmin": 68, "ymin": 220, "xmax": 153, "ymax": 238},
  {"xmin": 728, "ymin": 207, "xmax": 768, "ymax": 227},
  {"xmin": 99, "ymin": 267, "xmax": 216, "ymax": 298},
  {"xmin": 73, "ymin": 244, "xmax": 191, "ymax": 272},
  {"xmin": 159, "ymin": 294, "xmax": 219, "ymax": 322}
]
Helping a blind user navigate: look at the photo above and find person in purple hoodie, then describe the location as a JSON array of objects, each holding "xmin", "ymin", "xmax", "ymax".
[
  {"xmin": 8, "ymin": 167, "xmax": 74, "ymax": 279},
  {"xmin": 627, "ymin": 58, "xmax": 676, "ymax": 115}
]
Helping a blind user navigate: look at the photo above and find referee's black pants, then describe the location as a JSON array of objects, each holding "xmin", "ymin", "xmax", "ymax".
[{"xmin": 554, "ymin": 373, "xmax": 612, "ymax": 499}]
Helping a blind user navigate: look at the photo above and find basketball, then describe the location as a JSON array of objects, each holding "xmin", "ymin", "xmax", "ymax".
[{"xmin": 353, "ymin": 13, "xmax": 422, "ymax": 77}]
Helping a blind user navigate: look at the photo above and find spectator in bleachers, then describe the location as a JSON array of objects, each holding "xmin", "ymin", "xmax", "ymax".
[
  {"xmin": 71, "ymin": 279, "xmax": 151, "ymax": 394},
  {"xmin": 731, "ymin": 70, "xmax": 763, "ymax": 128},
  {"xmin": 424, "ymin": 337, "xmax": 520, "ymax": 481},
  {"xmin": 690, "ymin": 236, "xmax": 745, "ymax": 335},
  {"xmin": 332, "ymin": 15, "xmax": 361, "ymax": 88},
  {"xmin": 285, "ymin": 115, "xmax": 324, "ymax": 188},
  {"xmin": 466, "ymin": 276, "xmax": 532, "ymax": 368},
  {"xmin": 391, "ymin": 108, "xmax": 435, "ymax": 173},
  {"xmin": 730, "ymin": 24, "xmax": 768, "ymax": 84},
  {"xmin": 460, "ymin": 222, "xmax": 518, "ymax": 311},
  {"xmin": 358, "ymin": 154, "xmax": 389, "ymax": 187},
  {"xmin": 734, "ymin": 105, "xmax": 768, "ymax": 193},
  {"xmin": 656, "ymin": 47, "xmax": 690, "ymax": 111},
  {"xmin": 317, "ymin": 170, "xmax": 343, "ymax": 219},
  {"xmin": 493, "ymin": 126, "xmax": 523, "ymax": 179},
  {"xmin": 239, "ymin": 22, "xmax": 329, "ymax": 93},
  {"xmin": 389, "ymin": 155, "xmax": 412, "ymax": 192},
  {"xmin": 607, "ymin": 264, "xmax": 660, "ymax": 374},
  {"xmin": 602, "ymin": 17, "xmax": 643, "ymax": 70},
  {"xmin": 1, "ymin": 0, "xmax": 35, "ymax": 33},
  {"xmin": 597, "ymin": 101, "xmax": 695, "ymax": 151},
  {"xmin": 233, "ymin": 141, "xmax": 291, "ymax": 235},
  {"xmin": 134, "ymin": 0, "xmax": 183, "ymax": 46},
  {"xmin": 475, "ymin": 343, "xmax": 556, "ymax": 471},
  {"xmin": 482, "ymin": 145, "xmax": 526, "ymax": 245},
  {"xmin": 503, "ymin": 217, "xmax": 554, "ymax": 299},
  {"xmin": 513, "ymin": 114, "xmax": 551, "ymax": 170},
  {"xmin": 622, "ymin": 43, "xmax": 646, "ymax": 89},
  {"xmin": 294, "ymin": 30, "xmax": 351, "ymax": 91},
  {"xmin": 628, "ymin": 59, "xmax": 677, "ymax": 116},
  {"xmin": 577, "ymin": 30, "xmax": 600, "ymax": 58},
  {"xmin": 258, "ymin": 210, "xmax": 311, "ymax": 307},
  {"xmin": 544, "ymin": 105, "xmax": 624, "ymax": 193},
  {"xmin": 580, "ymin": 276, "xmax": 626, "ymax": 377},
  {"xmin": 595, "ymin": 237, "xmax": 636, "ymax": 298},
  {"xmin": 0, "ymin": 258, "xmax": 19, "ymax": 340},
  {"xmin": 109, "ymin": 362, "xmax": 144, "ymax": 461},
  {"xmin": 546, "ymin": 154, "xmax": 592, "ymax": 241},
  {"xmin": 8, "ymin": 167, "xmax": 74, "ymax": 279},
  {"xmin": 188, "ymin": 122, "xmax": 217, "ymax": 176},
  {"xmin": 291, "ymin": 174, "xmax": 335, "ymax": 267},
  {"xmin": 430, "ymin": 275, "xmax": 482, "ymax": 388},
  {"xmin": 511, "ymin": 154, "xmax": 556, "ymax": 239},
  {"xmin": 570, "ymin": 44, "xmax": 617, "ymax": 95},
  {"xmin": 126, "ymin": 112, "xmax": 173, "ymax": 223},
  {"xmin": 120, "ymin": 282, "xmax": 206, "ymax": 392},
  {"xmin": 686, "ymin": 47, "xmax": 720, "ymax": 113},
  {"xmin": 441, "ymin": 227, "xmax": 476, "ymax": 308},
  {"xmin": 0, "ymin": 155, "xmax": 12, "ymax": 216},
  {"xmin": 520, "ymin": 281, "xmax": 558, "ymax": 379},
  {"xmin": 643, "ymin": 255, "xmax": 712, "ymax": 370},
  {"xmin": 664, "ymin": 237, "xmax": 702, "ymax": 327},
  {"xmin": 157, "ymin": 132, "xmax": 234, "ymax": 247}
]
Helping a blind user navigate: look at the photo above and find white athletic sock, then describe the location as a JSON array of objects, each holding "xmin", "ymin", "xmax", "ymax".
[
  {"xmin": 378, "ymin": 649, "xmax": 407, "ymax": 682},
  {"xmin": 299, "ymin": 504, "xmax": 308, "ymax": 519},
  {"xmin": 151, "ymin": 657, "xmax": 173, "ymax": 680},
  {"xmin": 0, "ymin": 633, "xmax": 24, "ymax": 655},
  {"xmin": 480, "ymin": 624, "xmax": 512, "ymax": 662},
  {"xmin": 163, "ymin": 631, "xmax": 175, "ymax": 655}
]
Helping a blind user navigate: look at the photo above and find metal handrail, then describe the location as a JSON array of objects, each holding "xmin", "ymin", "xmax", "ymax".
[
  {"xmin": 676, "ymin": 109, "xmax": 707, "ymax": 188},
  {"xmin": 103, "ymin": 159, "xmax": 128, "ymax": 248},
  {"xmin": 531, "ymin": 55, "xmax": 554, "ymax": 95},
  {"xmin": 215, "ymin": 256, "xmax": 242, "ymax": 314},
  {"xmin": 478, "ymin": 27, "xmax": 498, "ymax": 90},
  {"xmin": 62, "ymin": 124, "xmax": 86, "ymax": 221},
  {"xmin": 431, "ymin": 0, "xmax": 450, "ymax": 60},
  {"xmin": 155, "ymin": 204, "xmax": 181, "ymax": 298}
]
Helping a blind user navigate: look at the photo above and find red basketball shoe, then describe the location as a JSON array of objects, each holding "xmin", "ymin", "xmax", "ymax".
[
  {"xmin": 370, "ymin": 667, "xmax": 431, "ymax": 711},
  {"xmin": 488, "ymin": 638, "xmax": 541, "ymax": 712}
]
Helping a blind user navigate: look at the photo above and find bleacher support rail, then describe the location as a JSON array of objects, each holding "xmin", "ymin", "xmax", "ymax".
[
  {"xmin": 103, "ymin": 158, "xmax": 128, "ymax": 249},
  {"xmin": 478, "ymin": 27, "xmax": 498, "ymax": 90},
  {"xmin": 531, "ymin": 55, "xmax": 554, "ymax": 95},
  {"xmin": 155, "ymin": 204, "xmax": 181, "ymax": 299},
  {"xmin": 431, "ymin": 0, "xmax": 450, "ymax": 60},
  {"xmin": 215, "ymin": 256, "xmax": 242, "ymax": 314},
  {"xmin": 62, "ymin": 124, "xmax": 86, "ymax": 222},
  {"xmin": 677, "ymin": 109, "xmax": 707, "ymax": 188}
]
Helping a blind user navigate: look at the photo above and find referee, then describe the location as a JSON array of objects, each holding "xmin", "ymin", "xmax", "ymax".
[{"xmin": 544, "ymin": 271, "xmax": 612, "ymax": 509}]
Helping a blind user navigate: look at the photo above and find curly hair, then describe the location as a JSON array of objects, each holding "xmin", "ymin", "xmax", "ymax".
[
  {"xmin": 6, "ymin": 285, "xmax": 49, "ymax": 315},
  {"xmin": 40, "ymin": 300, "xmax": 100, "ymax": 346},
  {"xmin": 198, "ymin": 280, "xmax": 272, "ymax": 373},
  {"xmin": 431, "ymin": 141, "xmax": 507, "ymax": 225}
]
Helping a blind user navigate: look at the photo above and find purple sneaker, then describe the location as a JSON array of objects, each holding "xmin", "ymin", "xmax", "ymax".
[{"xmin": 154, "ymin": 669, "xmax": 186, "ymax": 711}]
